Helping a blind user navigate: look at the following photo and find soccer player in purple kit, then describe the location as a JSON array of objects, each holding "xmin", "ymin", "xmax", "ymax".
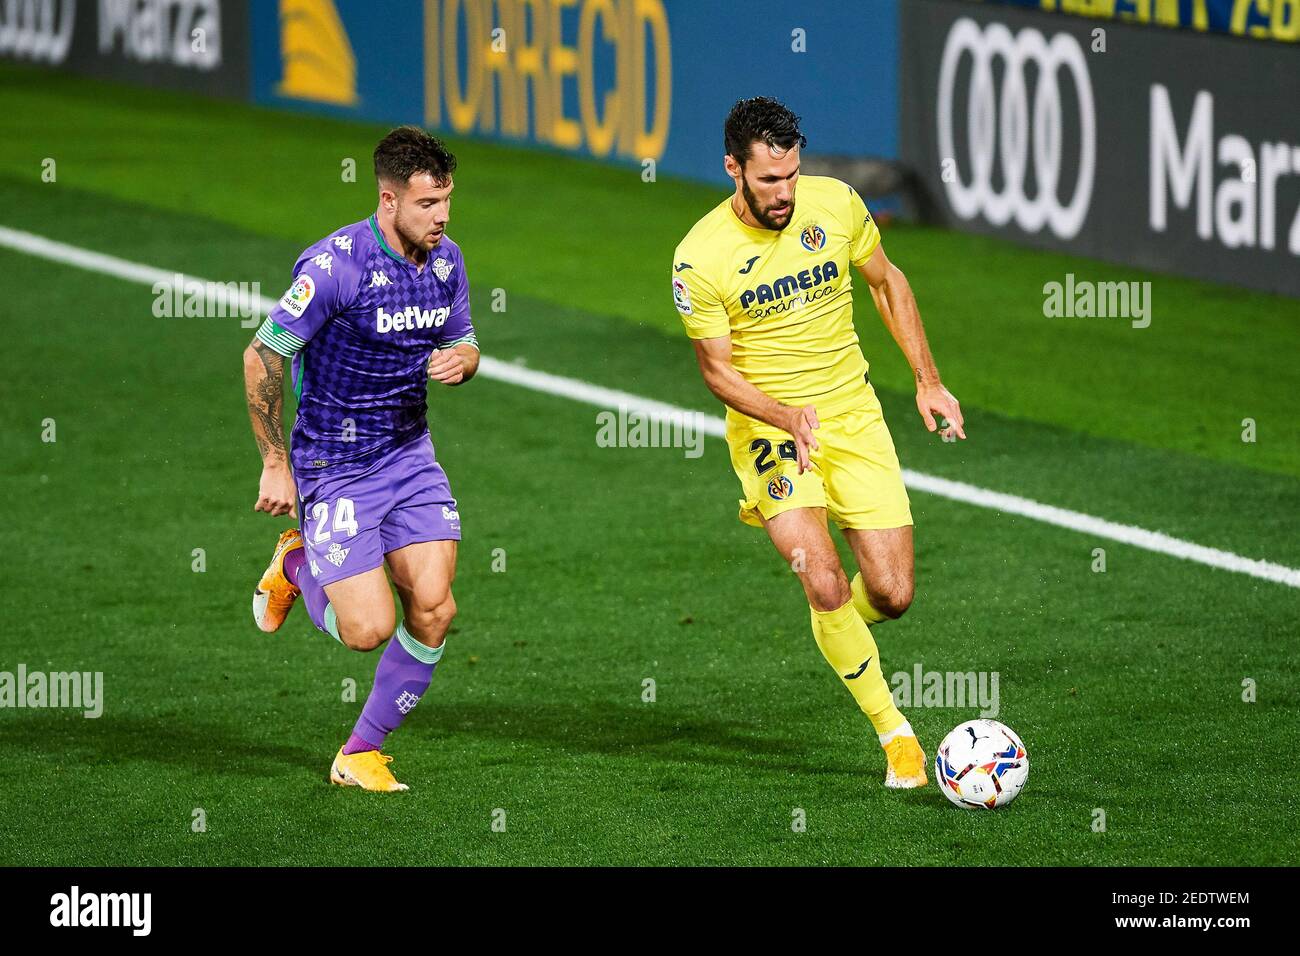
[{"xmin": 242, "ymin": 127, "xmax": 479, "ymax": 792}]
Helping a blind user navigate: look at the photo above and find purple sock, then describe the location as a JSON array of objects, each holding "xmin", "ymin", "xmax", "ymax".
[
  {"xmin": 283, "ymin": 546, "xmax": 306, "ymax": 589},
  {"xmin": 346, "ymin": 625, "xmax": 441, "ymax": 753},
  {"xmin": 285, "ymin": 545, "xmax": 335, "ymax": 639},
  {"xmin": 291, "ymin": 552, "xmax": 336, "ymax": 638},
  {"xmin": 342, "ymin": 732, "xmax": 376, "ymax": 755}
]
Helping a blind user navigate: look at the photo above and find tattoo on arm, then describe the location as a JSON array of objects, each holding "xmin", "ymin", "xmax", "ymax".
[{"xmin": 246, "ymin": 340, "xmax": 287, "ymax": 461}]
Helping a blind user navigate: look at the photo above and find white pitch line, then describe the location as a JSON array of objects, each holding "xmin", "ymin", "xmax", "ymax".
[{"xmin": 2, "ymin": 224, "xmax": 1296, "ymax": 589}]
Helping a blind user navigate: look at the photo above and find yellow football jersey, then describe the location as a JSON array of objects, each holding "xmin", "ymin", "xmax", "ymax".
[{"xmin": 672, "ymin": 175, "xmax": 881, "ymax": 419}]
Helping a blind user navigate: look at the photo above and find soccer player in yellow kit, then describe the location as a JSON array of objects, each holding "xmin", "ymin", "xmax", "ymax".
[{"xmin": 672, "ymin": 97, "xmax": 966, "ymax": 788}]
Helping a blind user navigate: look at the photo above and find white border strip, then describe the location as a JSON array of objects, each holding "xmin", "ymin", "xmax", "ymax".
[{"xmin": 2, "ymin": 224, "xmax": 1295, "ymax": 589}]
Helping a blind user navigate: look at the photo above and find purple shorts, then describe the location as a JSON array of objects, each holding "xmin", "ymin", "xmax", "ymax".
[{"xmin": 295, "ymin": 434, "xmax": 460, "ymax": 589}]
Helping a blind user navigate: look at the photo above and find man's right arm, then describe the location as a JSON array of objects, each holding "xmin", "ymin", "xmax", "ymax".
[
  {"xmin": 243, "ymin": 338, "xmax": 297, "ymax": 517},
  {"xmin": 243, "ymin": 246, "xmax": 352, "ymax": 518},
  {"xmin": 691, "ymin": 335, "xmax": 820, "ymax": 474}
]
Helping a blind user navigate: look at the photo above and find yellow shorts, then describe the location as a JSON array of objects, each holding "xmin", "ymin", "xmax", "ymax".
[{"xmin": 726, "ymin": 390, "xmax": 913, "ymax": 531}]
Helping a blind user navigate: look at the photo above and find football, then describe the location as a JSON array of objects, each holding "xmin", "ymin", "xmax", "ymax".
[{"xmin": 935, "ymin": 719, "xmax": 1029, "ymax": 810}]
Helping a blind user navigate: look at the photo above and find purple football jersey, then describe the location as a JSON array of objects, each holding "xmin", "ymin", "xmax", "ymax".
[{"xmin": 255, "ymin": 216, "xmax": 477, "ymax": 474}]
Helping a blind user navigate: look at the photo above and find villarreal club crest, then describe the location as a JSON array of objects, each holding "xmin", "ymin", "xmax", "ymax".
[
  {"xmin": 767, "ymin": 474, "xmax": 794, "ymax": 500},
  {"xmin": 800, "ymin": 223, "xmax": 826, "ymax": 252}
]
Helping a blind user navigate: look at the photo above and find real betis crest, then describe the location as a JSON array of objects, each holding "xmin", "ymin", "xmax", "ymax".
[{"xmin": 432, "ymin": 257, "xmax": 454, "ymax": 282}]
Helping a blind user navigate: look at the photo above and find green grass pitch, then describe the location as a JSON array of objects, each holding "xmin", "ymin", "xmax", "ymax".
[{"xmin": 0, "ymin": 64, "xmax": 1297, "ymax": 865}]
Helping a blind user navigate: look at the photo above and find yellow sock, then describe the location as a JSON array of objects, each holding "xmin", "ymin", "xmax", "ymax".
[
  {"xmin": 809, "ymin": 601, "xmax": 905, "ymax": 736},
  {"xmin": 850, "ymin": 573, "xmax": 889, "ymax": 625}
]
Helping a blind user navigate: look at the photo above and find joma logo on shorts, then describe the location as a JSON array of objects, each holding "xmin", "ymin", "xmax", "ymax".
[
  {"xmin": 376, "ymin": 305, "xmax": 450, "ymax": 333},
  {"xmin": 739, "ymin": 259, "xmax": 838, "ymax": 309}
]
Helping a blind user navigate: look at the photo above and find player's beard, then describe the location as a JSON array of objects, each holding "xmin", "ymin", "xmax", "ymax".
[
  {"xmin": 742, "ymin": 177, "xmax": 794, "ymax": 231},
  {"xmin": 393, "ymin": 207, "xmax": 441, "ymax": 254}
]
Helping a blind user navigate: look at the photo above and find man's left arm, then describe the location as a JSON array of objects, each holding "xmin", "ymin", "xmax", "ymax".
[
  {"xmin": 857, "ymin": 243, "xmax": 965, "ymax": 440},
  {"xmin": 428, "ymin": 252, "xmax": 479, "ymax": 386},
  {"xmin": 428, "ymin": 342, "xmax": 479, "ymax": 385}
]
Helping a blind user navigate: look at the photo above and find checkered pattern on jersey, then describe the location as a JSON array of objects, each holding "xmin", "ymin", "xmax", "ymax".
[{"xmin": 291, "ymin": 223, "xmax": 467, "ymax": 474}]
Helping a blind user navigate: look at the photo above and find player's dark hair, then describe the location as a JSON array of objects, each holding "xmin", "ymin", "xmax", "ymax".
[
  {"xmin": 373, "ymin": 126, "xmax": 458, "ymax": 188},
  {"xmin": 724, "ymin": 97, "xmax": 806, "ymax": 166}
]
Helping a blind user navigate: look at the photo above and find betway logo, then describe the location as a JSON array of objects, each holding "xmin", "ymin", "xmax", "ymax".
[
  {"xmin": 1150, "ymin": 84, "xmax": 1300, "ymax": 254},
  {"xmin": 376, "ymin": 305, "xmax": 450, "ymax": 334}
]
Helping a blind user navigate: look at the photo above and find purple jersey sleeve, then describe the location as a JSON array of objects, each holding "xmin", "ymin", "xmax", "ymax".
[
  {"xmin": 437, "ymin": 249, "xmax": 477, "ymax": 350},
  {"xmin": 255, "ymin": 245, "xmax": 362, "ymax": 357}
]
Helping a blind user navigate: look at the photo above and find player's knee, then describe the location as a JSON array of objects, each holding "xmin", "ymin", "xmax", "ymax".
[
  {"xmin": 873, "ymin": 581, "xmax": 914, "ymax": 619},
  {"xmin": 805, "ymin": 567, "xmax": 851, "ymax": 613},
  {"xmin": 428, "ymin": 593, "xmax": 457, "ymax": 630},
  {"xmin": 408, "ymin": 590, "xmax": 457, "ymax": 636},
  {"xmin": 338, "ymin": 615, "xmax": 395, "ymax": 652}
]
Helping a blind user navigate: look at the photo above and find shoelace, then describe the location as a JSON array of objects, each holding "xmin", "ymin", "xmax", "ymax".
[
  {"xmin": 359, "ymin": 752, "xmax": 395, "ymax": 771},
  {"xmin": 887, "ymin": 739, "xmax": 924, "ymax": 771}
]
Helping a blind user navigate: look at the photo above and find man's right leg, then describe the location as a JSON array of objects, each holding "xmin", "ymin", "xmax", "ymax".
[
  {"xmin": 255, "ymin": 525, "xmax": 393, "ymax": 651},
  {"xmin": 292, "ymin": 551, "xmax": 396, "ymax": 650},
  {"xmin": 763, "ymin": 507, "xmax": 926, "ymax": 787}
]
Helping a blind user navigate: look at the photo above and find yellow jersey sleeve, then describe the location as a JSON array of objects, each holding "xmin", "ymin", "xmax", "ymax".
[
  {"xmin": 671, "ymin": 259, "xmax": 730, "ymax": 339},
  {"xmin": 847, "ymin": 185, "xmax": 881, "ymax": 267}
]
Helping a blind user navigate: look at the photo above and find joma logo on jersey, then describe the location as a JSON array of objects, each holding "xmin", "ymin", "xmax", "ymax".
[
  {"xmin": 739, "ymin": 260, "xmax": 839, "ymax": 309},
  {"xmin": 376, "ymin": 305, "xmax": 450, "ymax": 333}
]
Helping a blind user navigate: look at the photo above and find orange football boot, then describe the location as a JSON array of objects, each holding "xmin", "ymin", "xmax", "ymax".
[
  {"xmin": 252, "ymin": 528, "xmax": 303, "ymax": 633},
  {"xmin": 330, "ymin": 748, "xmax": 409, "ymax": 792},
  {"xmin": 883, "ymin": 734, "xmax": 929, "ymax": 789}
]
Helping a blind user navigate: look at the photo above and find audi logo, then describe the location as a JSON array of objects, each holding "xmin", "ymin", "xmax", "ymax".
[
  {"xmin": 0, "ymin": 0, "xmax": 75, "ymax": 65},
  {"xmin": 936, "ymin": 18, "xmax": 1096, "ymax": 240}
]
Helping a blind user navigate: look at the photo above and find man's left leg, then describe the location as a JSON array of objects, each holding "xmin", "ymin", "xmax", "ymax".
[
  {"xmin": 821, "ymin": 395, "xmax": 915, "ymax": 628},
  {"xmin": 342, "ymin": 540, "xmax": 457, "ymax": 760},
  {"xmin": 843, "ymin": 525, "xmax": 915, "ymax": 627},
  {"xmin": 817, "ymin": 402, "xmax": 925, "ymax": 785}
]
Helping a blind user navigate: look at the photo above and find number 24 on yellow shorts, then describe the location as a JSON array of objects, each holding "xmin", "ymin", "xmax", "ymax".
[{"xmin": 726, "ymin": 395, "xmax": 913, "ymax": 531}]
